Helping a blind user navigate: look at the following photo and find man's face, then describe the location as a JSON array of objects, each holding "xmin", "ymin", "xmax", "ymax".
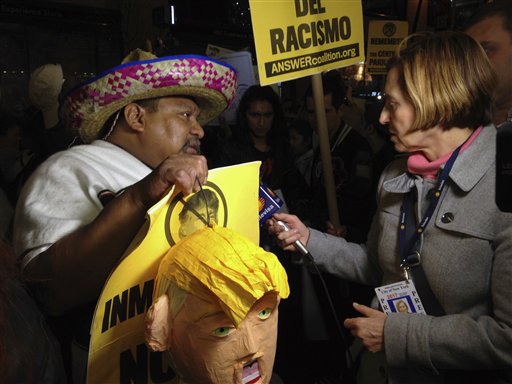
[
  {"xmin": 141, "ymin": 96, "xmax": 204, "ymax": 168},
  {"xmin": 306, "ymin": 93, "xmax": 342, "ymax": 139},
  {"xmin": 169, "ymin": 292, "xmax": 280, "ymax": 384},
  {"xmin": 466, "ymin": 15, "xmax": 512, "ymax": 111},
  {"xmin": 178, "ymin": 208, "xmax": 207, "ymax": 239},
  {"xmin": 246, "ymin": 100, "xmax": 274, "ymax": 140}
]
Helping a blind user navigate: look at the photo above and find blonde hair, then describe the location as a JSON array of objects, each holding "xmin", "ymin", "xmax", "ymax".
[
  {"xmin": 154, "ymin": 225, "xmax": 289, "ymax": 327},
  {"xmin": 388, "ymin": 31, "xmax": 497, "ymax": 131}
]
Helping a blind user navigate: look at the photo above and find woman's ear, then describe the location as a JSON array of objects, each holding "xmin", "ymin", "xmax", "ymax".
[
  {"xmin": 145, "ymin": 294, "xmax": 171, "ymax": 352},
  {"xmin": 123, "ymin": 103, "xmax": 146, "ymax": 133}
]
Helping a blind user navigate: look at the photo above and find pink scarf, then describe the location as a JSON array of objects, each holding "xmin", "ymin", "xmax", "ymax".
[{"xmin": 407, "ymin": 126, "xmax": 483, "ymax": 179}]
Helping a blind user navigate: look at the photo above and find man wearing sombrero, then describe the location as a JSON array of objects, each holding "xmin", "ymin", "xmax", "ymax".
[{"xmin": 13, "ymin": 49, "xmax": 237, "ymax": 382}]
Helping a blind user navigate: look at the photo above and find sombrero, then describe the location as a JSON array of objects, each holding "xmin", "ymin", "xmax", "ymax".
[{"xmin": 61, "ymin": 49, "xmax": 237, "ymax": 143}]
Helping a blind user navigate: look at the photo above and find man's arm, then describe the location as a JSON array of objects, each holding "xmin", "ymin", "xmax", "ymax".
[{"xmin": 23, "ymin": 154, "xmax": 207, "ymax": 315}]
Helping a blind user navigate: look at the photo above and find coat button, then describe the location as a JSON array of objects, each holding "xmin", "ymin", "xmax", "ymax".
[{"xmin": 441, "ymin": 212, "xmax": 454, "ymax": 223}]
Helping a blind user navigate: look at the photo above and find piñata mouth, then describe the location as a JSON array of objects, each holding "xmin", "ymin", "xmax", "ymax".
[{"xmin": 242, "ymin": 360, "xmax": 261, "ymax": 384}]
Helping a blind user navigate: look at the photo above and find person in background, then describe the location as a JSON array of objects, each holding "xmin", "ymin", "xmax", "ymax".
[
  {"xmin": 286, "ymin": 118, "xmax": 316, "ymax": 225},
  {"xmin": 269, "ymin": 31, "xmax": 512, "ymax": 383},
  {"xmin": 464, "ymin": 0, "xmax": 512, "ymax": 126},
  {"xmin": 290, "ymin": 71, "xmax": 375, "ymax": 384},
  {"xmin": 213, "ymin": 85, "xmax": 290, "ymax": 184},
  {"xmin": 25, "ymin": 63, "xmax": 76, "ymax": 157},
  {"xmin": 212, "ymin": 85, "xmax": 308, "ymax": 221},
  {"xmin": 282, "ymin": 96, "xmax": 300, "ymax": 124},
  {"xmin": 13, "ymin": 49, "xmax": 236, "ymax": 382},
  {"xmin": 322, "ymin": 78, "xmax": 397, "ymax": 224},
  {"xmin": 0, "ymin": 112, "xmax": 23, "ymax": 217},
  {"xmin": 288, "ymin": 118, "xmax": 314, "ymax": 186},
  {"xmin": 0, "ymin": 240, "xmax": 66, "ymax": 383},
  {"xmin": 0, "ymin": 111, "xmax": 41, "ymax": 210},
  {"xmin": 305, "ymin": 71, "xmax": 375, "ymax": 243}
]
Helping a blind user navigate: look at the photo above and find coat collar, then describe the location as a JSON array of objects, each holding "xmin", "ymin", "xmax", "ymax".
[{"xmin": 383, "ymin": 124, "xmax": 496, "ymax": 194}]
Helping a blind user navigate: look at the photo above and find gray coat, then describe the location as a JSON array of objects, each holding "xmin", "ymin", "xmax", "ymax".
[{"xmin": 307, "ymin": 125, "xmax": 512, "ymax": 383}]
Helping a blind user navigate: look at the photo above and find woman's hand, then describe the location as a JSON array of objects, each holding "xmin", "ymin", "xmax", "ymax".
[
  {"xmin": 344, "ymin": 303, "xmax": 386, "ymax": 353},
  {"xmin": 266, "ymin": 213, "xmax": 310, "ymax": 252}
]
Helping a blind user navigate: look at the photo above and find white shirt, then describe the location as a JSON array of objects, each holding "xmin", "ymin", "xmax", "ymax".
[{"xmin": 13, "ymin": 140, "xmax": 151, "ymax": 268}]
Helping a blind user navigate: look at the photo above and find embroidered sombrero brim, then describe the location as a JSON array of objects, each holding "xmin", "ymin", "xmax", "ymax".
[{"xmin": 61, "ymin": 52, "xmax": 237, "ymax": 143}]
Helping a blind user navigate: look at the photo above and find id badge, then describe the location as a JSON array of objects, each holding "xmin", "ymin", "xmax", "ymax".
[{"xmin": 375, "ymin": 280, "xmax": 426, "ymax": 315}]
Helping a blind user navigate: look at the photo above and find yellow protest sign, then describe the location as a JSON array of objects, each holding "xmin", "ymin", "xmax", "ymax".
[
  {"xmin": 87, "ymin": 162, "xmax": 260, "ymax": 384},
  {"xmin": 249, "ymin": 0, "xmax": 365, "ymax": 85},
  {"xmin": 366, "ymin": 20, "xmax": 409, "ymax": 75}
]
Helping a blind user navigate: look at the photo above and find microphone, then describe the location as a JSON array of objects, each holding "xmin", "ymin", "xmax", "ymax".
[{"xmin": 274, "ymin": 220, "xmax": 310, "ymax": 256}]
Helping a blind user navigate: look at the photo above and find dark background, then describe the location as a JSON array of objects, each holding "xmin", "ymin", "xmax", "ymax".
[{"xmin": 0, "ymin": 0, "xmax": 486, "ymax": 114}]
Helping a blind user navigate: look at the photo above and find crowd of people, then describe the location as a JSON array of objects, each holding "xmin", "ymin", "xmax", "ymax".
[{"xmin": 0, "ymin": 1, "xmax": 511, "ymax": 383}]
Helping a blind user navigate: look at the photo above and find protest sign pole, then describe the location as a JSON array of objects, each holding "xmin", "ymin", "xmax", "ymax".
[{"xmin": 311, "ymin": 73, "xmax": 340, "ymax": 228}]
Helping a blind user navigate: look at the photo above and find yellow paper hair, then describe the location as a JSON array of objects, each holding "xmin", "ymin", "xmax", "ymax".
[{"xmin": 154, "ymin": 224, "xmax": 290, "ymax": 327}]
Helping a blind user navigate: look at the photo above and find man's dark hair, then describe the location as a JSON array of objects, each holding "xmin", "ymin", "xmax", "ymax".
[
  {"xmin": 463, "ymin": 0, "xmax": 512, "ymax": 34},
  {"xmin": 304, "ymin": 70, "xmax": 347, "ymax": 110}
]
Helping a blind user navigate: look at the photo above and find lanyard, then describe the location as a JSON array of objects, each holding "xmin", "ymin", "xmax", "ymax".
[{"xmin": 399, "ymin": 143, "xmax": 465, "ymax": 269}]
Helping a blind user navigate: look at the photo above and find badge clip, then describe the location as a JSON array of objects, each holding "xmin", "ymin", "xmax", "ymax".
[
  {"xmin": 400, "ymin": 251, "xmax": 421, "ymax": 269},
  {"xmin": 400, "ymin": 251, "xmax": 421, "ymax": 280}
]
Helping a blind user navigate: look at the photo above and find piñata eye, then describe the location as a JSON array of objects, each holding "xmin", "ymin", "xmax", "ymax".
[
  {"xmin": 214, "ymin": 326, "xmax": 235, "ymax": 337},
  {"xmin": 258, "ymin": 308, "xmax": 272, "ymax": 320}
]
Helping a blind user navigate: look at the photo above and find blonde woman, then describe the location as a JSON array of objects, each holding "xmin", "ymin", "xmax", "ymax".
[{"xmin": 269, "ymin": 31, "xmax": 512, "ymax": 383}]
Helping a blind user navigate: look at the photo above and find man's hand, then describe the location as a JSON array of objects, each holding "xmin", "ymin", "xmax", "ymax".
[
  {"xmin": 134, "ymin": 154, "xmax": 208, "ymax": 209},
  {"xmin": 344, "ymin": 303, "xmax": 386, "ymax": 353}
]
